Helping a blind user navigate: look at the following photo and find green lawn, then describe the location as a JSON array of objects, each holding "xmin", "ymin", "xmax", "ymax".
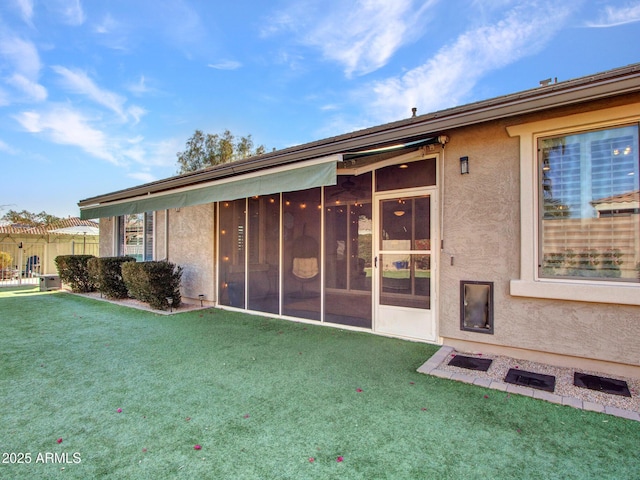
[{"xmin": 1, "ymin": 286, "xmax": 639, "ymax": 479}]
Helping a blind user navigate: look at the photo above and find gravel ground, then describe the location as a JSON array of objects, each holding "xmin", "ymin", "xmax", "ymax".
[
  {"xmin": 438, "ymin": 350, "xmax": 640, "ymax": 414},
  {"xmin": 67, "ymin": 290, "xmax": 206, "ymax": 314}
]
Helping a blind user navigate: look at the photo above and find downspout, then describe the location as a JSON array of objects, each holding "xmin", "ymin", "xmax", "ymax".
[
  {"xmin": 164, "ymin": 209, "xmax": 169, "ymax": 260},
  {"xmin": 112, "ymin": 217, "xmax": 118, "ymax": 256},
  {"xmin": 437, "ymin": 135, "xmax": 449, "ymax": 257}
]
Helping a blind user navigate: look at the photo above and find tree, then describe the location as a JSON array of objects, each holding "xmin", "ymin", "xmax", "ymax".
[
  {"xmin": 1, "ymin": 209, "xmax": 63, "ymax": 226},
  {"xmin": 176, "ymin": 129, "xmax": 266, "ymax": 174}
]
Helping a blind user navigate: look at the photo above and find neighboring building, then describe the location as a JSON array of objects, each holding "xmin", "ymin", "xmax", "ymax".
[
  {"xmin": 79, "ymin": 63, "xmax": 640, "ymax": 378},
  {"xmin": 0, "ymin": 218, "xmax": 99, "ymax": 279}
]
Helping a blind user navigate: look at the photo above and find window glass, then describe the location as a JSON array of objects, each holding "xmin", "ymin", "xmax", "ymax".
[
  {"xmin": 539, "ymin": 125, "xmax": 639, "ymax": 282},
  {"xmin": 219, "ymin": 199, "xmax": 246, "ymax": 307},
  {"xmin": 118, "ymin": 212, "xmax": 153, "ymax": 261},
  {"xmin": 375, "ymin": 158, "xmax": 436, "ymax": 191},
  {"xmin": 380, "ymin": 196, "xmax": 430, "ymax": 250},
  {"xmin": 379, "ymin": 195, "xmax": 431, "ymax": 309},
  {"xmin": 144, "ymin": 212, "xmax": 154, "ymax": 261}
]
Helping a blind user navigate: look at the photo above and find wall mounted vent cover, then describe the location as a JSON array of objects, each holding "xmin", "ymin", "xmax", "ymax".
[
  {"xmin": 573, "ymin": 373, "xmax": 631, "ymax": 397},
  {"xmin": 504, "ymin": 369, "xmax": 556, "ymax": 392},
  {"xmin": 448, "ymin": 355, "xmax": 493, "ymax": 372}
]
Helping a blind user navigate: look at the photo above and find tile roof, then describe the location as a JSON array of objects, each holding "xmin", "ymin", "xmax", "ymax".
[
  {"xmin": 592, "ymin": 190, "xmax": 640, "ymax": 205},
  {"xmin": 0, "ymin": 217, "xmax": 99, "ymax": 235}
]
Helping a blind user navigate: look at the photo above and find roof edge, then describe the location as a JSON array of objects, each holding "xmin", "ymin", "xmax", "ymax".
[{"xmin": 79, "ymin": 62, "xmax": 640, "ymax": 207}]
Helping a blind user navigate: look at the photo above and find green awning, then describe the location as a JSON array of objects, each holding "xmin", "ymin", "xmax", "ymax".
[{"xmin": 80, "ymin": 159, "xmax": 337, "ymax": 219}]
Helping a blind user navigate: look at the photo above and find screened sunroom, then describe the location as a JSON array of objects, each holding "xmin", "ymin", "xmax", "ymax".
[{"xmin": 215, "ymin": 152, "xmax": 438, "ymax": 339}]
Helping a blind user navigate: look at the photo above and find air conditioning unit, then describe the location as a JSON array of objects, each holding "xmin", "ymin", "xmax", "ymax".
[{"xmin": 40, "ymin": 275, "xmax": 62, "ymax": 291}]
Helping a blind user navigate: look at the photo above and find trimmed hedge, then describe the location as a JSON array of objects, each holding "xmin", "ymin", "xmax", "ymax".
[
  {"xmin": 88, "ymin": 256, "xmax": 136, "ymax": 299},
  {"xmin": 54, "ymin": 255, "xmax": 96, "ymax": 292},
  {"xmin": 122, "ymin": 261, "xmax": 182, "ymax": 310}
]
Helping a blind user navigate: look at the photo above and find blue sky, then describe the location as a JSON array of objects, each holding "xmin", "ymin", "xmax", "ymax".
[{"xmin": 1, "ymin": 0, "xmax": 639, "ymax": 219}]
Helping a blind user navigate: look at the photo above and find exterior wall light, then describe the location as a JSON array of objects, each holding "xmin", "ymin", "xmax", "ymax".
[{"xmin": 460, "ymin": 156, "xmax": 469, "ymax": 174}]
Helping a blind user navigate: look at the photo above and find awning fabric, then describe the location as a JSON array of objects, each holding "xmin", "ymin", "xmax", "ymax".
[
  {"xmin": 342, "ymin": 136, "xmax": 439, "ymax": 160},
  {"xmin": 81, "ymin": 159, "xmax": 337, "ymax": 219}
]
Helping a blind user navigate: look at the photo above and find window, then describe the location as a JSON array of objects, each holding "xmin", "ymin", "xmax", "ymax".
[
  {"xmin": 507, "ymin": 102, "xmax": 640, "ymax": 305},
  {"xmin": 375, "ymin": 158, "xmax": 436, "ymax": 191},
  {"xmin": 117, "ymin": 212, "xmax": 154, "ymax": 261},
  {"xmin": 539, "ymin": 125, "xmax": 639, "ymax": 282}
]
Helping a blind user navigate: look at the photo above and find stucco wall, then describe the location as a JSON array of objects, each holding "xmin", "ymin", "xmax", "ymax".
[
  {"xmin": 99, "ymin": 217, "xmax": 114, "ymax": 257},
  {"xmin": 167, "ymin": 204, "xmax": 216, "ymax": 304},
  {"xmin": 439, "ymin": 112, "xmax": 640, "ymax": 372},
  {"xmin": 154, "ymin": 210, "xmax": 167, "ymax": 260}
]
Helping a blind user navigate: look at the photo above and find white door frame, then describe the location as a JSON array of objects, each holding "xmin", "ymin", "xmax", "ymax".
[{"xmin": 372, "ymin": 186, "xmax": 439, "ymax": 342}]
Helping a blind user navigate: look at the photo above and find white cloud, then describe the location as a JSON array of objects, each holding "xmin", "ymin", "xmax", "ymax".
[
  {"xmin": 0, "ymin": 138, "xmax": 17, "ymax": 154},
  {"xmin": 127, "ymin": 171, "xmax": 157, "ymax": 183},
  {"xmin": 0, "ymin": 87, "xmax": 11, "ymax": 106},
  {"xmin": 208, "ymin": 60, "xmax": 242, "ymax": 70},
  {"xmin": 362, "ymin": 2, "xmax": 575, "ymax": 122},
  {"xmin": 150, "ymin": 138, "xmax": 182, "ymax": 167},
  {"xmin": 15, "ymin": 106, "xmax": 119, "ymax": 164},
  {"xmin": 52, "ymin": 66, "xmax": 126, "ymax": 118},
  {"xmin": 48, "ymin": 0, "xmax": 85, "ymax": 26},
  {"xmin": 122, "ymin": 136, "xmax": 181, "ymax": 169},
  {"xmin": 6, "ymin": 73, "xmax": 47, "ymax": 101},
  {"xmin": 92, "ymin": 13, "xmax": 132, "ymax": 52},
  {"xmin": 0, "ymin": 34, "xmax": 46, "ymax": 103},
  {"xmin": 264, "ymin": 0, "xmax": 438, "ymax": 77},
  {"xmin": 127, "ymin": 75, "xmax": 155, "ymax": 96},
  {"xmin": 0, "ymin": 35, "xmax": 41, "ymax": 80},
  {"xmin": 159, "ymin": 0, "xmax": 209, "ymax": 57},
  {"xmin": 127, "ymin": 105, "xmax": 147, "ymax": 125},
  {"xmin": 14, "ymin": 0, "xmax": 34, "ymax": 24},
  {"xmin": 586, "ymin": 2, "xmax": 640, "ymax": 27},
  {"xmin": 94, "ymin": 13, "xmax": 119, "ymax": 34},
  {"xmin": 122, "ymin": 144, "xmax": 146, "ymax": 165},
  {"xmin": 52, "ymin": 66, "xmax": 144, "ymax": 123}
]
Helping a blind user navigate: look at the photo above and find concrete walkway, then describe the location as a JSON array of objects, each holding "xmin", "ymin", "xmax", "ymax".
[{"xmin": 418, "ymin": 346, "xmax": 640, "ymax": 422}]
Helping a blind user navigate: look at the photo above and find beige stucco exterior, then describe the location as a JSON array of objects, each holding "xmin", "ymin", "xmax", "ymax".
[
  {"xmin": 166, "ymin": 205, "xmax": 216, "ymax": 305},
  {"xmin": 99, "ymin": 206, "xmax": 216, "ymax": 306},
  {"xmin": 98, "ymin": 217, "xmax": 115, "ymax": 258},
  {"xmin": 89, "ymin": 67, "xmax": 640, "ymax": 379},
  {"xmin": 438, "ymin": 95, "xmax": 640, "ymax": 378}
]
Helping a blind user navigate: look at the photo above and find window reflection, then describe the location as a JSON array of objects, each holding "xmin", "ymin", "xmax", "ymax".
[{"xmin": 379, "ymin": 195, "xmax": 431, "ymax": 310}]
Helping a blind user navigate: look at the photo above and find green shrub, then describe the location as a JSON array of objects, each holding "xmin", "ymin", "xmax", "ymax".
[
  {"xmin": 0, "ymin": 251, "xmax": 12, "ymax": 270},
  {"xmin": 54, "ymin": 255, "xmax": 96, "ymax": 292},
  {"xmin": 122, "ymin": 261, "xmax": 182, "ymax": 310},
  {"xmin": 88, "ymin": 256, "xmax": 137, "ymax": 299}
]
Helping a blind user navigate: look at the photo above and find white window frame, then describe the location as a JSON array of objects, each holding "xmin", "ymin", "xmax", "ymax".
[
  {"xmin": 115, "ymin": 212, "xmax": 155, "ymax": 261},
  {"xmin": 507, "ymin": 102, "xmax": 640, "ymax": 306}
]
